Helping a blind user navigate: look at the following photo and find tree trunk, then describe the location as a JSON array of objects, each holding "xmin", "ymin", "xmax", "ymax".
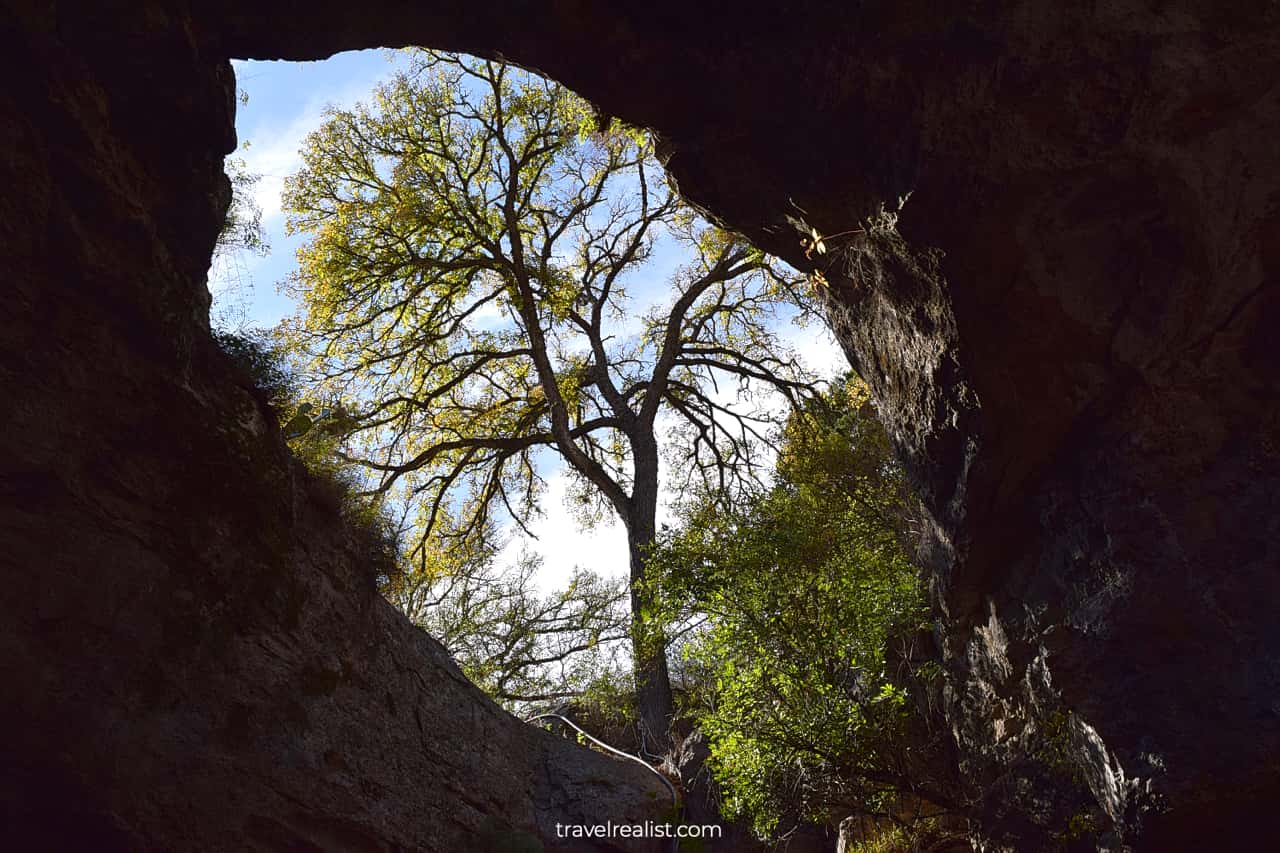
[
  {"xmin": 627, "ymin": 527, "xmax": 675, "ymax": 757},
  {"xmin": 625, "ymin": 450, "xmax": 675, "ymax": 756}
]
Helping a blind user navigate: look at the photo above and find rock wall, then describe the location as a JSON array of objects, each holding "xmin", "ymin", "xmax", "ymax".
[
  {"xmin": 0, "ymin": 3, "xmax": 665, "ymax": 850},
  {"xmin": 3, "ymin": 0, "xmax": 1278, "ymax": 849}
]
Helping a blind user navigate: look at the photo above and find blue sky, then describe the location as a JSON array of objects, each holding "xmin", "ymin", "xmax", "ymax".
[
  {"xmin": 214, "ymin": 50, "xmax": 848, "ymax": 592},
  {"xmin": 211, "ymin": 51, "xmax": 412, "ymax": 328}
]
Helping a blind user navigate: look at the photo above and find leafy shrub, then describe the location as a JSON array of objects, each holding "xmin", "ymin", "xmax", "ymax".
[
  {"xmin": 213, "ymin": 328, "xmax": 295, "ymax": 410},
  {"xmin": 213, "ymin": 329, "xmax": 403, "ymax": 592},
  {"xmin": 649, "ymin": 375, "xmax": 932, "ymax": 839}
]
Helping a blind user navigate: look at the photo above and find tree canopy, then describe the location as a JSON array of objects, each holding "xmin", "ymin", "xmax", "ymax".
[
  {"xmin": 280, "ymin": 50, "xmax": 817, "ymax": 749},
  {"xmin": 648, "ymin": 376, "xmax": 936, "ymax": 839}
]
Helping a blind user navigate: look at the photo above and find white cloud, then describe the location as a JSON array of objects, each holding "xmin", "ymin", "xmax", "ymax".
[
  {"xmin": 234, "ymin": 62, "xmax": 402, "ymax": 230},
  {"xmin": 785, "ymin": 319, "xmax": 849, "ymax": 379},
  {"xmin": 498, "ymin": 467, "xmax": 631, "ymax": 594},
  {"xmin": 237, "ymin": 104, "xmax": 328, "ymax": 229}
]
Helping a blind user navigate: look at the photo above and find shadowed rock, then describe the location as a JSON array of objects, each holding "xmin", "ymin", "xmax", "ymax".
[{"xmin": 3, "ymin": 1, "xmax": 1278, "ymax": 849}]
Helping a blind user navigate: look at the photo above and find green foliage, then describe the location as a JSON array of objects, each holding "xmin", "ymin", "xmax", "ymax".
[
  {"xmin": 1032, "ymin": 709, "xmax": 1111, "ymax": 847},
  {"xmin": 649, "ymin": 375, "xmax": 927, "ymax": 838},
  {"xmin": 285, "ymin": 398, "xmax": 405, "ymax": 593},
  {"xmin": 1034, "ymin": 710, "xmax": 1087, "ymax": 786},
  {"xmin": 212, "ymin": 329, "xmax": 403, "ymax": 592},
  {"xmin": 574, "ymin": 666, "xmax": 640, "ymax": 731},
  {"xmin": 847, "ymin": 824, "xmax": 910, "ymax": 853},
  {"xmin": 213, "ymin": 328, "xmax": 295, "ymax": 409}
]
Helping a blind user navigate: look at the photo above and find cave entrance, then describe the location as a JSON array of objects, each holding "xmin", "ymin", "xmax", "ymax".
[{"xmin": 217, "ymin": 49, "xmax": 856, "ymax": 745}]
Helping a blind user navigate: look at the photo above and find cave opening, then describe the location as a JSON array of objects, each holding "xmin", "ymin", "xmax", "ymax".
[{"xmin": 6, "ymin": 6, "xmax": 1278, "ymax": 851}]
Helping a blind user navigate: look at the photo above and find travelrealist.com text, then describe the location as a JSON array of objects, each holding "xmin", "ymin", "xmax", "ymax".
[{"xmin": 554, "ymin": 821, "xmax": 723, "ymax": 839}]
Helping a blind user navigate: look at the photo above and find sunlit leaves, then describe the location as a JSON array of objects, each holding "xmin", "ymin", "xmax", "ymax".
[
  {"xmin": 648, "ymin": 376, "xmax": 925, "ymax": 838},
  {"xmin": 280, "ymin": 48, "xmax": 817, "ymax": 576}
]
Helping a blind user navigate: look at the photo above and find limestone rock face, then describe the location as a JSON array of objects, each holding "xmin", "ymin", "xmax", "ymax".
[{"xmin": 4, "ymin": 1, "xmax": 1279, "ymax": 850}]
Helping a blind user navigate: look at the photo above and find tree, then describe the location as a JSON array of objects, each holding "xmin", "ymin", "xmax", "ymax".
[
  {"xmin": 216, "ymin": 152, "xmax": 269, "ymax": 260},
  {"xmin": 280, "ymin": 50, "xmax": 814, "ymax": 751},
  {"xmin": 210, "ymin": 99, "xmax": 270, "ymax": 333},
  {"xmin": 648, "ymin": 376, "xmax": 939, "ymax": 839},
  {"xmin": 393, "ymin": 543, "xmax": 631, "ymax": 708}
]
